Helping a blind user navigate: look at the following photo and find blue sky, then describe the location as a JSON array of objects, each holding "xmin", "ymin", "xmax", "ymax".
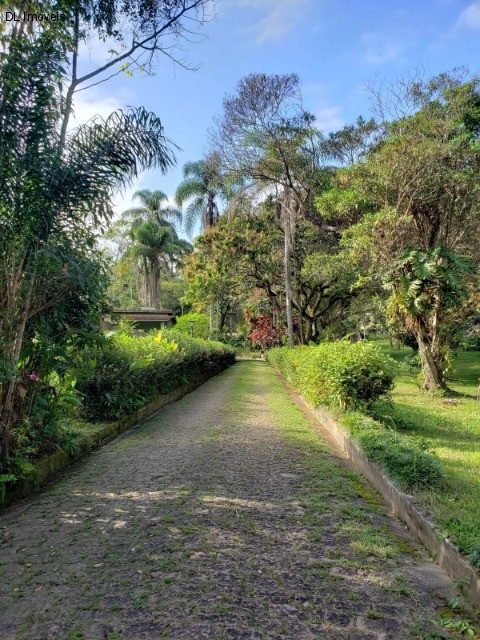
[{"xmin": 73, "ymin": 0, "xmax": 480, "ymax": 227}]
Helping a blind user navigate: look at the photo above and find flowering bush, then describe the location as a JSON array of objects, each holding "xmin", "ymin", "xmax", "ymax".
[{"xmin": 245, "ymin": 313, "xmax": 284, "ymax": 350}]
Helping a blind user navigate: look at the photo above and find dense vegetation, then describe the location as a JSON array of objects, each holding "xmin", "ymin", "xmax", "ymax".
[
  {"xmin": 2, "ymin": 327, "xmax": 234, "ymax": 488},
  {"xmin": 0, "ymin": 0, "xmax": 478, "ymax": 582},
  {"xmin": 268, "ymin": 342, "xmax": 396, "ymax": 411},
  {"xmin": 74, "ymin": 329, "xmax": 235, "ymax": 421},
  {"xmin": 183, "ymin": 71, "xmax": 480, "ymax": 392},
  {"xmin": 0, "ymin": 1, "xmax": 214, "ymax": 482},
  {"xmin": 375, "ymin": 342, "xmax": 480, "ymax": 562},
  {"xmin": 268, "ymin": 342, "xmax": 444, "ymax": 493}
]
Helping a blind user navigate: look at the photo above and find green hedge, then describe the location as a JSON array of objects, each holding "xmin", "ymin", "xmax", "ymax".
[
  {"xmin": 72, "ymin": 330, "xmax": 235, "ymax": 420},
  {"xmin": 340, "ymin": 413, "xmax": 444, "ymax": 491},
  {"xmin": 268, "ymin": 341, "xmax": 397, "ymax": 410},
  {"xmin": 268, "ymin": 341, "xmax": 444, "ymax": 491},
  {"xmin": 174, "ymin": 313, "xmax": 210, "ymax": 339}
]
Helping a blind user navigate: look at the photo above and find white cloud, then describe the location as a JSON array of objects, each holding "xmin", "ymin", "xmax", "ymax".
[
  {"xmin": 70, "ymin": 87, "xmax": 128, "ymax": 127},
  {"xmin": 361, "ymin": 32, "xmax": 404, "ymax": 66},
  {"xmin": 455, "ymin": 1, "xmax": 480, "ymax": 30},
  {"xmin": 302, "ymin": 82, "xmax": 344, "ymax": 133},
  {"xmin": 314, "ymin": 106, "xmax": 344, "ymax": 133},
  {"xmin": 239, "ymin": 0, "xmax": 311, "ymax": 44}
]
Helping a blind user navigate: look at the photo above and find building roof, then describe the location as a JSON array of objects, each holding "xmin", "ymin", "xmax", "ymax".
[{"xmin": 110, "ymin": 309, "xmax": 175, "ymax": 323}]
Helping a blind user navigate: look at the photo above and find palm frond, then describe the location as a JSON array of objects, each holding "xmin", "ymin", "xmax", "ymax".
[
  {"xmin": 182, "ymin": 160, "xmax": 207, "ymax": 180},
  {"xmin": 64, "ymin": 107, "xmax": 177, "ymax": 227},
  {"xmin": 120, "ymin": 207, "xmax": 149, "ymax": 221},
  {"xmin": 184, "ymin": 197, "xmax": 205, "ymax": 237},
  {"xmin": 175, "ymin": 179, "xmax": 207, "ymax": 206}
]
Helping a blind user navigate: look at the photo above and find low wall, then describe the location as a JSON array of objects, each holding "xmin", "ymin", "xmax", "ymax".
[
  {"xmin": 272, "ymin": 366, "xmax": 480, "ymax": 608},
  {"xmin": 2, "ymin": 364, "xmax": 229, "ymax": 509}
]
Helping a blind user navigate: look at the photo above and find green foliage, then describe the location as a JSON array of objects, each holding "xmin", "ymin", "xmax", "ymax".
[
  {"xmin": 160, "ymin": 280, "xmax": 188, "ymax": 315},
  {"xmin": 269, "ymin": 341, "xmax": 443, "ymax": 491},
  {"xmin": 268, "ymin": 341, "xmax": 397, "ymax": 410},
  {"xmin": 214, "ymin": 334, "xmax": 246, "ymax": 349},
  {"xmin": 468, "ymin": 547, "xmax": 480, "ymax": 568},
  {"xmin": 402, "ymin": 353, "xmax": 422, "ymax": 372},
  {"xmin": 0, "ymin": 21, "xmax": 177, "ymax": 464},
  {"xmin": 464, "ymin": 333, "xmax": 480, "ymax": 352},
  {"xmin": 387, "ymin": 247, "xmax": 474, "ymax": 321},
  {"xmin": 317, "ymin": 73, "xmax": 480, "ymax": 391},
  {"xmin": 443, "ymin": 618, "xmax": 476, "ymax": 636},
  {"xmin": 107, "ymin": 190, "xmax": 191, "ymax": 310},
  {"xmin": 175, "ymin": 153, "xmax": 242, "ymax": 236},
  {"xmin": 0, "ymin": 473, "xmax": 17, "ymax": 503},
  {"xmin": 72, "ymin": 329, "xmax": 235, "ymax": 420},
  {"xmin": 340, "ymin": 412, "xmax": 444, "ymax": 491},
  {"xmin": 174, "ymin": 313, "xmax": 210, "ymax": 339}
]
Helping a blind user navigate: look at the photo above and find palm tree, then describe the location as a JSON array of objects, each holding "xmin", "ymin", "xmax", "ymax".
[
  {"xmin": 175, "ymin": 152, "xmax": 241, "ymax": 237},
  {"xmin": 122, "ymin": 189, "xmax": 182, "ymax": 228},
  {"xmin": 0, "ymin": 97, "xmax": 176, "ymax": 451},
  {"xmin": 110, "ymin": 190, "xmax": 187, "ymax": 308},
  {"xmin": 129, "ymin": 221, "xmax": 191, "ymax": 308}
]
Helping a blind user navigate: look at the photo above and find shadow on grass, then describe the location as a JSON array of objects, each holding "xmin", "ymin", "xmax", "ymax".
[{"xmin": 370, "ymin": 398, "xmax": 480, "ymax": 453}]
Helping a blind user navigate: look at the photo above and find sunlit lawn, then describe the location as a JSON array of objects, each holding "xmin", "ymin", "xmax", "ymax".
[{"xmin": 375, "ymin": 339, "xmax": 480, "ymax": 558}]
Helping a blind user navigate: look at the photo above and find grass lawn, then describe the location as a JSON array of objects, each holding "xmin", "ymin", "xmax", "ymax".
[{"xmin": 374, "ymin": 339, "xmax": 480, "ymax": 560}]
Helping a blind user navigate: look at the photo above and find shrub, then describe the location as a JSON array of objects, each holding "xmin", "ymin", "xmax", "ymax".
[
  {"xmin": 245, "ymin": 313, "xmax": 284, "ymax": 350},
  {"xmin": 268, "ymin": 341, "xmax": 397, "ymax": 410},
  {"xmin": 268, "ymin": 342, "xmax": 443, "ymax": 492},
  {"xmin": 72, "ymin": 330, "xmax": 235, "ymax": 420},
  {"xmin": 464, "ymin": 333, "xmax": 480, "ymax": 351},
  {"xmin": 174, "ymin": 313, "xmax": 210, "ymax": 339},
  {"xmin": 468, "ymin": 547, "xmax": 480, "ymax": 568},
  {"xmin": 402, "ymin": 352, "xmax": 421, "ymax": 372}
]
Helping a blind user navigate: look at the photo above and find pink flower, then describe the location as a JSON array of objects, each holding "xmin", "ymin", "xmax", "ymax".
[{"xmin": 28, "ymin": 373, "xmax": 40, "ymax": 382}]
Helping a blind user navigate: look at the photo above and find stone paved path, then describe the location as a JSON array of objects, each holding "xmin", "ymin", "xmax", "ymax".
[{"xmin": 0, "ymin": 361, "xmax": 470, "ymax": 639}]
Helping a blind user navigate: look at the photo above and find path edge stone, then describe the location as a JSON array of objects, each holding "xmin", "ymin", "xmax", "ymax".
[
  {"xmin": 1, "ymin": 363, "xmax": 232, "ymax": 510},
  {"xmin": 270, "ymin": 365, "xmax": 480, "ymax": 608}
]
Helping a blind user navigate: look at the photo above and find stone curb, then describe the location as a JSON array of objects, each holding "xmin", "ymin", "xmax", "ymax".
[
  {"xmin": 1, "ymin": 364, "xmax": 231, "ymax": 510},
  {"xmin": 272, "ymin": 366, "xmax": 480, "ymax": 608}
]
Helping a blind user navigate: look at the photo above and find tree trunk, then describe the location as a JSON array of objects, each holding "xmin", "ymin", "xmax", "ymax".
[
  {"xmin": 305, "ymin": 318, "xmax": 317, "ymax": 343},
  {"xmin": 150, "ymin": 261, "xmax": 160, "ymax": 309},
  {"xmin": 142, "ymin": 258, "xmax": 150, "ymax": 307},
  {"xmin": 58, "ymin": 8, "xmax": 79, "ymax": 150},
  {"xmin": 219, "ymin": 303, "xmax": 230, "ymax": 331},
  {"xmin": 206, "ymin": 193, "xmax": 215, "ymax": 229},
  {"xmin": 209, "ymin": 300, "xmax": 214, "ymax": 339},
  {"xmin": 282, "ymin": 200, "xmax": 295, "ymax": 348},
  {"xmin": 1, "ymin": 263, "xmax": 37, "ymax": 459},
  {"xmin": 297, "ymin": 313, "xmax": 305, "ymax": 345},
  {"xmin": 415, "ymin": 324, "xmax": 446, "ymax": 392}
]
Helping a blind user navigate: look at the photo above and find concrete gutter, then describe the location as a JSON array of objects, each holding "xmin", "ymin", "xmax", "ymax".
[
  {"xmin": 2, "ymin": 363, "xmax": 230, "ymax": 509},
  {"xmin": 273, "ymin": 367, "xmax": 480, "ymax": 608}
]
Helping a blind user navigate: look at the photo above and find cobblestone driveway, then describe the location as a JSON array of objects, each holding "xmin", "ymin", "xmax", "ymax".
[{"xmin": 0, "ymin": 361, "xmax": 469, "ymax": 639}]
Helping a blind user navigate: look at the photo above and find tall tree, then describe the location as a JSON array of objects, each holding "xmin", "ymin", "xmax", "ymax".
[
  {"xmin": 183, "ymin": 208, "xmax": 356, "ymax": 341},
  {"xmin": 129, "ymin": 221, "xmax": 189, "ymax": 308},
  {"xmin": 213, "ymin": 73, "xmax": 327, "ymax": 345},
  {"xmin": 175, "ymin": 153, "xmax": 238, "ymax": 236},
  {"xmin": 0, "ymin": 14, "xmax": 177, "ymax": 461},
  {"xmin": 108, "ymin": 191, "xmax": 188, "ymax": 308},
  {"xmin": 318, "ymin": 72, "xmax": 480, "ymax": 390},
  {"xmin": 122, "ymin": 189, "xmax": 182, "ymax": 227},
  {"xmin": 56, "ymin": 0, "xmax": 214, "ymax": 144}
]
